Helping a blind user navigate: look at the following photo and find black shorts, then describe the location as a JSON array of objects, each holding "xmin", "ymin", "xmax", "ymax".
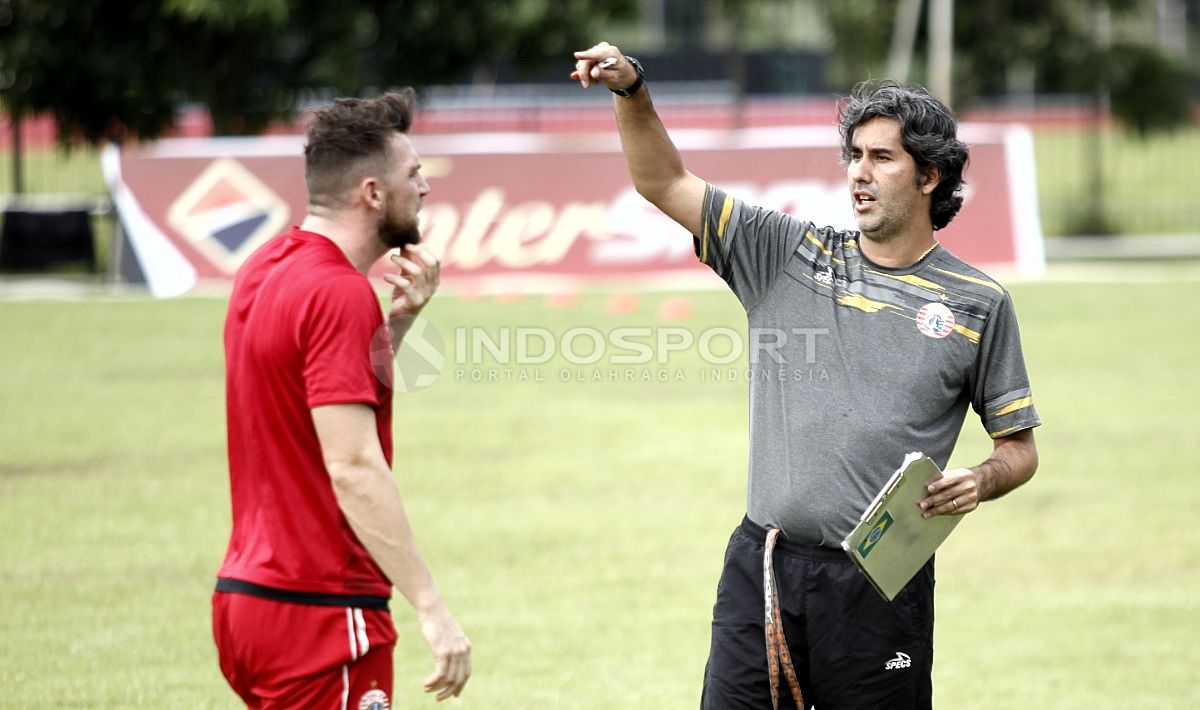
[{"xmin": 701, "ymin": 517, "xmax": 934, "ymax": 710}]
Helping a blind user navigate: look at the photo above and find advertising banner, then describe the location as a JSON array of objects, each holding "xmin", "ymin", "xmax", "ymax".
[{"xmin": 103, "ymin": 126, "xmax": 1043, "ymax": 297}]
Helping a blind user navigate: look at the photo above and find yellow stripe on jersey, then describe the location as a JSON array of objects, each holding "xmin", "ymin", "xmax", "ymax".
[
  {"xmin": 991, "ymin": 422, "xmax": 1034, "ymax": 439},
  {"xmin": 869, "ymin": 270, "xmax": 946, "ymax": 292},
  {"xmin": 929, "ymin": 266, "xmax": 1005, "ymax": 294},
  {"xmin": 701, "ymin": 208, "xmax": 711, "ymax": 263},
  {"xmin": 805, "ymin": 230, "xmax": 832, "ymax": 256},
  {"xmin": 717, "ymin": 195, "xmax": 735, "ymax": 239},
  {"xmin": 837, "ymin": 293, "xmax": 900, "ymax": 314},
  {"xmin": 993, "ymin": 396, "xmax": 1034, "ymax": 417},
  {"xmin": 952, "ymin": 324, "xmax": 982, "ymax": 344}
]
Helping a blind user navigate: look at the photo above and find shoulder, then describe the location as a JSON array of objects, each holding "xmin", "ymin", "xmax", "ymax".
[
  {"xmin": 924, "ymin": 248, "xmax": 1011, "ymax": 307},
  {"xmin": 794, "ymin": 223, "xmax": 858, "ymax": 266},
  {"xmin": 307, "ymin": 269, "xmax": 377, "ymax": 312}
]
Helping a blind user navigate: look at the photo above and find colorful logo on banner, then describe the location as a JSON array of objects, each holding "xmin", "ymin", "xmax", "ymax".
[{"xmin": 166, "ymin": 158, "xmax": 289, "ymax": 274}]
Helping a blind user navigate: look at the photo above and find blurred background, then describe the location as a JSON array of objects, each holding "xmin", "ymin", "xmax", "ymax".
[{"xmin": 0, "ymin": 0, "xmax": 1197, "ymax": 278}]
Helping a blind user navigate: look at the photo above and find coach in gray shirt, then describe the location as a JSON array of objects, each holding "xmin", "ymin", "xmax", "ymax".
[{"xmin": 573, "ymin": 43, "xmax": 1040, "ymax": 709}]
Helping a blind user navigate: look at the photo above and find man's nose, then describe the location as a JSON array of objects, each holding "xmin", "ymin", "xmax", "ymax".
[{"xmin": 848, "ymin": 158, "xmax": 870, "ymax": 184}]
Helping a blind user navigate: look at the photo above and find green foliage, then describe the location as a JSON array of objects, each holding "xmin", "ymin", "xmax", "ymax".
[
  {"xmin": 1106, "ymin": 42, "xmax": 1196, "ymax": 137},
  {"xmin": 822, "ymin": 0, "xmax": 896, "ymax": 90},
  {"xmin": 0, "ymin": 1, "xmax": 187, "ymax": 143},
  {"xmin": 0, "ymin": 0, "xmax": 635, "ymax": 143},
  {"xmin": 164, "ymin": 0, "xmax": 289, "ymax": 26},
  {"xmin": 819, "ymin": 0, "xmax": 1195, "ymax": 136}
]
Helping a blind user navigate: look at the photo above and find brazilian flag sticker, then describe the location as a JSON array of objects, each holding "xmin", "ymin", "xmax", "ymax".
[{"xmin": 856, "ymin": 511, "xmax": 894, "ymax": 558}]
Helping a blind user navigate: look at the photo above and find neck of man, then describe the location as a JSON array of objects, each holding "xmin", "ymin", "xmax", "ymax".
[
  {"xmin": 857, "ymin": 219, "xmax": 938, "ymax": 269},
  {"xmin": 300, "ymin": 209, "xmax": 388, "ymax": 275}
]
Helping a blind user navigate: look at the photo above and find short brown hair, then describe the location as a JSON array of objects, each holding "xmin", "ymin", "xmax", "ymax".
[{"xmin": 303, "ymin": 89, "xmax": 416, "ymax": 208}]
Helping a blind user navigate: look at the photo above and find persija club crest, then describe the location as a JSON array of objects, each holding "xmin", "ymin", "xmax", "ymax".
[{"xmin": 915, "ymin": 302, "xmax": 955, "ymax": 339}]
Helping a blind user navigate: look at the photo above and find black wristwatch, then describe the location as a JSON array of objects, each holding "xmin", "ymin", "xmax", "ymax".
[{"xmin": 610, "ymin": 56, "xmax": 645, "ymax": 97}]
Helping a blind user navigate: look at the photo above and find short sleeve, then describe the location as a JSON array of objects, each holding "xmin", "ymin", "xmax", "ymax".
[
  {"xmin": 301, "ymin": 275, "xmax": 385, "ymax": 409},
  {"xmin": 972, "ymin": 291, "xmax": 1042, "ymax": 438},
  {"xmin": 693, "ymin": 184, "xmax": 809, "ymax": 311}
]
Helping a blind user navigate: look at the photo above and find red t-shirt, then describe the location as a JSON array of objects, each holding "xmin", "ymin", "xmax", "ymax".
[{"xmin": 218, "ymin": 227, "xmax": 393, "ymax": 597}]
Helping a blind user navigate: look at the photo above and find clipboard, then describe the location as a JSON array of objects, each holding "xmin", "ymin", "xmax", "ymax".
[{"xmin": 841, "ymin": 452, "xmax": 962, "ymax": 601}]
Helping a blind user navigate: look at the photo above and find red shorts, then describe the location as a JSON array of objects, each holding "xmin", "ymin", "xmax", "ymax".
[{"xmin": 212, "ymin": 591, "xmax": 399, "ymax": 709}]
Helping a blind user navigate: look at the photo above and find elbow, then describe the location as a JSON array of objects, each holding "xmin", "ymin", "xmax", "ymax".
[
  {"xmin": 1011, "ymin": 435, "xmax": 1039, "ymax": 488},
  {"xmin": 634, "ymin": 181, "xmax": 669, "ymax": 208},
  {"xmin": 325, "ymin": 455, "xmax": 376, "ymax": 496},
  {"xmin": 1023, "ymin": 445, "xmax": 1039, "ymax": 483},
  {"xmin": 633, "ymin": 167, "xmax": 689, "ymax": 209}
]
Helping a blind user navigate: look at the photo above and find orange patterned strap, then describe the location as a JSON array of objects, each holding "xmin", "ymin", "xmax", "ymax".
[{"xmin": 763, "ymin": 527, "xmax": 805, "ymax": 710}]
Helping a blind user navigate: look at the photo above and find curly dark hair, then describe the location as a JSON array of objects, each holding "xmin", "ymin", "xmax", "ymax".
[
  {"xmin": 838, "ymin": 81, "xmax": 968, "ymax": 231},
  {"xmin": 304, "ymin": 89, "xmax": 416, "ymax": 208}
]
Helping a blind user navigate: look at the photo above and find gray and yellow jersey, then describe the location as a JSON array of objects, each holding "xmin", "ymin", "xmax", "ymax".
[{"xmin": 695, "ymin": 184, "xmax": 1041, "ymax": 545}]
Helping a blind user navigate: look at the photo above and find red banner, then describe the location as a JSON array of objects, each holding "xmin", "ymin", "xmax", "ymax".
[{"xmin": 104, "ymin": 126, "xmax": 1043, "ymax": 297}]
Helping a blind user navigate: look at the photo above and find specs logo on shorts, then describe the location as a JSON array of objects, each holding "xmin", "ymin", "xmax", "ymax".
[
  {"xmin": 916, "ymin": 302, "xmax": 956, "ymax": 339},
  {"xmin": 856, "ymin": 511, "xmax": 894, "ymax": 558},
  {"xmin": 884, "ymin": 651, "xmax": 912, "ymax": 670},
  {"xmin": 358, "ymin": 688, "xmax": 390, "ymax": 710}
]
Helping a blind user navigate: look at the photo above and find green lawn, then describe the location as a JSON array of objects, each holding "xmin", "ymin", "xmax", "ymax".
[
  {"xmin": 1, "ymin": 272, "xmax": 1198, "ymax": 707},
  {"xmin": 1033, "ymin": 126, "xmax": 1200, "ymax": 236},
  {"xmin": 0, "ymin": 145, "xmax": 106, "ymax": 197}
]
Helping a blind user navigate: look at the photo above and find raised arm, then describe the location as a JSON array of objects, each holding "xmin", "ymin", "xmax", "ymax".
[
  {"xmin": 573, "ymin": 42, "xmax": 707, "ymax": 236},
  {"xmin": 312, "ymin": 403, "xmax": 471, "ymax": 701}
]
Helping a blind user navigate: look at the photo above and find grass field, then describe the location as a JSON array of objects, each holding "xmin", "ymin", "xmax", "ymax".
[
  {"xmin": 1, "ymin": 265, "xmax": 1199, "ymax": 708},
  {"xmin": 1033, "ymin": 126, "xmax": 1200, "ymax": 236}
]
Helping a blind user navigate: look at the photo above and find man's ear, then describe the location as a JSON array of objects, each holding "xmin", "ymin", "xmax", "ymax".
[
  {"xmin": 920, "ymin": 166, "xmax": 941, "ymax": 196},
  {"xmin": 359, "ymin": 177, "xmax": 383, "ymax": 210}
]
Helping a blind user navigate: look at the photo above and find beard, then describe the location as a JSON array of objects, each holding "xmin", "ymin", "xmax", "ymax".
[
  {"xmin": 377, "ymin": 210, "xmax": 422, "ymax": 249},
  {"xmin": 856, "ymin": 210, "xmax": 901, "ymax": 244}
]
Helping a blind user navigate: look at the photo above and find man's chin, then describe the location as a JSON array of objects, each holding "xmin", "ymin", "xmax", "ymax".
[
  {"xmin": 854, "ymin": 217, "xmax": 877, "ymax": 237},
  {"xmin": 379, "ymin": 228, "xmax": 422, "ymax": 250},
  {"xmin": 856, "ymin": 223, "xmax": 897, "ymax": 244}
]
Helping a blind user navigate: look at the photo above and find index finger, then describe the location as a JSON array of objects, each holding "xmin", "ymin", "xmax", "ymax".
[
  {"xmin": 449, "ymin": 653, "xmax": 471, "ymax": 699},
  {"xmin": 403, "ymin": 244, "xmax": 439, "ymax": 268},
  {"xmin": 435, "ymin": 656, "xmax": 467, "ymax": 701},
  {"xmin": 424, "ymin": 655, "xmax": 450, "ymax": 692},
  {"xmin": 390, "ymin": 253, "xmax": 422, "ymax": 274},
  {"xmin": 573, "ymin": 41, "xmax": 615, "ymax": 61}
]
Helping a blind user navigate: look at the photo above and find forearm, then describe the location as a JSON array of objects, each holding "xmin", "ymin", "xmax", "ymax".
[
  {"xmin": 330, "ymin": 461, "xmax": 445, "ymax": 614},
  {"xmin": 972, "ymin": 429, "xmax": 1039, "ymax": 501},
  {"xmin": 612, "ymin": 90, "xmax": 688, "ymax": 204},
  {"xmin": 389, "ymin": 319, "xmax": 414, "ymax": 354}
]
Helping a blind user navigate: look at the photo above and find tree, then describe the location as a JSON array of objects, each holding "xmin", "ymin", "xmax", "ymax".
[
  {"xmin": 0, "ymin": 1, "xmax": 191, "ymax": 143},
  {"xmin": 0, "ymin": 0, "xmax": 635, "ymax": 145},
  {"xmin": 818, "ymin": 0, "xmax": 1195, "ymax": 134}
]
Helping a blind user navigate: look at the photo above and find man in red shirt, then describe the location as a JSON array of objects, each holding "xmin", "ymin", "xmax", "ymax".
[{"xmin": 213, "ymin": 90, "xmax": 471, "ymax": 708}]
